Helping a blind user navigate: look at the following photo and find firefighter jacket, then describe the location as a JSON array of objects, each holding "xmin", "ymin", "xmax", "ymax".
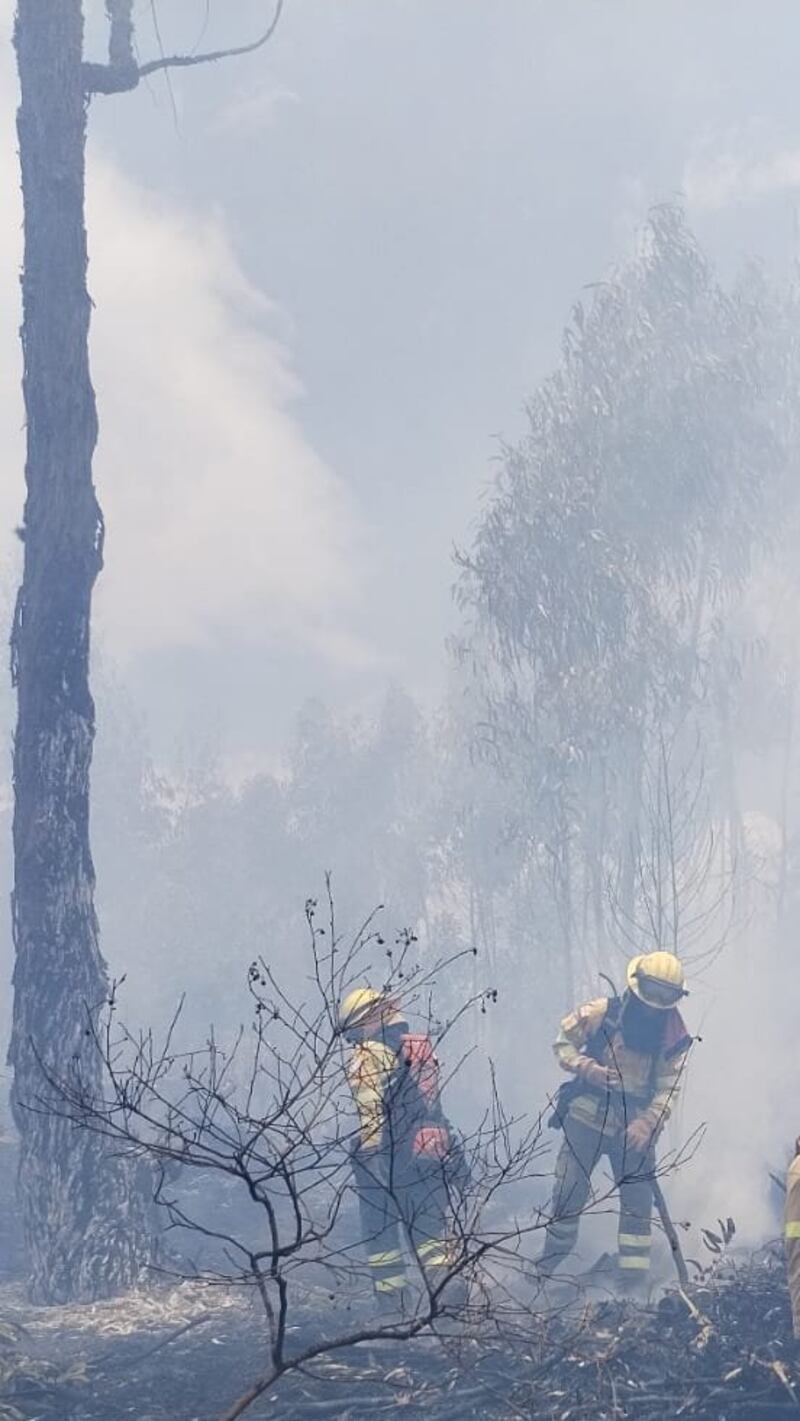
[
  {"xmin": 348, "ymin": 1035, "xmax": 398, "ymax": 1150},
  {"xmin": 785, "ymin": 1150, "xmax": 800, "ymax": 1337},
  {"xmin": 347, "ymin": 1012, "xmax": 421, "ymax": 1152},
  {"xmin": 554, "ymin": 995, "xmax": 690, "ymax": 1137}
]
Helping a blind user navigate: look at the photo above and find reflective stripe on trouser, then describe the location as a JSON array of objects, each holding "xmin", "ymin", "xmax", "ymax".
[
  {"xmin": 416, "ymin": 1236, "xmax": 460, "ymax": 1272},
  {"xmin": 785, "ymin": 1156, "xmax": 800, "ymax": 1337},
  {"xmin": 617, "ymin": 1232, "xmax": 652, "ymax": 1271},
  {"xmin": 367, "ymin": 1248, "xmax": 409, "ymax": 1293},
  {"xmin": 416, "ymin": 1234, "xmax": 469, "ymax": 1307}
]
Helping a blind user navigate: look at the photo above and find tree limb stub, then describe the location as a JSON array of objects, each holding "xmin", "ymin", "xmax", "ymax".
[
  {"xmin": 106, "ymin": 0, "xmax": 134, "ymax": 70},
  {"xmin": 83, "ymin": 0, "xmax": 284, "ymax": 96}
]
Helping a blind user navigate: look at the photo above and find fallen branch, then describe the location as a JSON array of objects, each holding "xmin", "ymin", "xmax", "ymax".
[{"xmin": 94, "ymin": 1314, "xmax": 212, "ymax": 1372}]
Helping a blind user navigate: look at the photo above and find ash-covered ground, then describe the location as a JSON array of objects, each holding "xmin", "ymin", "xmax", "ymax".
[{"xmin": 0, "ymin": 1251, "xmax": 798, "ymax": 1420}]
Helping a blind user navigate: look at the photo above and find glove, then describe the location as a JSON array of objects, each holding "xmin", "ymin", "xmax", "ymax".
[
  {"xmin": 412, "ymin": 1125, "xmax": 451, "ymax": 1159},
  {"xmin": 625, "ymin": 1116, "xmax": 654, "ymax": 1153},
  {"xmin": 575, "ymin": 1058, "xmax": 621, "ymax": 1092}
]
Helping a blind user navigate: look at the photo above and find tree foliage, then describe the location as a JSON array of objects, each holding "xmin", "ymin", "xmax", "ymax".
[{"xmin": 454, "ymin": 205, "xmax": 800, "ymax": 998}]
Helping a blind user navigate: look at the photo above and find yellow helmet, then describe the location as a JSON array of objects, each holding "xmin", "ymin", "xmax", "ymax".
[
  {"xmin": 626, "ymin": 951, "xmax": 686, "ymax": 1010},
  {"xmin": 338, "ymin": 986, "xmax": 383, "ymax": 1031}
]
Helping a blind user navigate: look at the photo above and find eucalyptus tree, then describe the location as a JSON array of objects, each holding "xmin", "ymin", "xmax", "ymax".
[
  {"xmin": 455, "ymin": 206, "xmax": 789, "ymax": 1002},
  {"xmin": 10, "ymin": 0, "xmax": 283, "ymax": 1302}
]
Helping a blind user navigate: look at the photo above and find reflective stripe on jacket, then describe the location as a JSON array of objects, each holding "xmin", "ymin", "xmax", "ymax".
[{"xmin": 554, "ymin": 995, "xmax": 689, "ymax": 1136}]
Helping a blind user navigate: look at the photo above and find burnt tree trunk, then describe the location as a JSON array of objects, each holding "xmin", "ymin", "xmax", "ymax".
[{"xmin": 9, "ymin": 0, "xmax": 152, "ymax": 1303}]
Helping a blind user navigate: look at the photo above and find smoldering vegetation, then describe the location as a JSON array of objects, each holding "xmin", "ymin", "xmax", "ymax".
[
  {"xmin": 0, "ymin": 1249, "xmax": 795, "ymax": 1419},
  {"xmin": 4, "ymin": 205, "xmax": 800, "ymax": 1416}
]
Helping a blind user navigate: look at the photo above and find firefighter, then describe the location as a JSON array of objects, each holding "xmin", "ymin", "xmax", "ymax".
[
  {"xmin": 339, "ymin": 986, "xmax": 467, "ymax": 1312},
  {"xmin": 538, "ymin": 951, "xmax": 692, "ymax": 1291},
  {"xmin": 784, "ymin": 1139, "xmax": 800, "ymax": 1339}
]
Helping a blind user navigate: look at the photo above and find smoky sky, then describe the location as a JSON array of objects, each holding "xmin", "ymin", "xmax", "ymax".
[{"xmin": 10, "ymin": 0, "xmax": 800, "ymax": 764}]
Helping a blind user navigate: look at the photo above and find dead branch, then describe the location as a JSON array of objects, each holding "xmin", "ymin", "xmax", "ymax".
[
  {"xmin": 653, "ymin": 1177, "xmax": 689, "ymax": 1288},
  {"xmin": 106, "ymin": 0, "xmax": 135, "ymax": 68},
  {"xmin": 83, "ymin": 0, "xmax": 284, "ymax": 96},
  {"xmin": 139, "ymin": 0, "xmax": 284, "ymax": 79}
]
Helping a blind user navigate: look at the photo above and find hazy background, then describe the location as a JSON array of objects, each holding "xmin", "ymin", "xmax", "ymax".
[
  {"xmin": 5, "ymin": 1, "xmax": 800, "ymax": 763},
  {"xmin": 2, "ymin": 0, "xmax": 800, "ymax": 1273}
]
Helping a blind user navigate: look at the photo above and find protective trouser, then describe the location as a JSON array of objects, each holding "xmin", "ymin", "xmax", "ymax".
[
  {"xmin": 351, "ymin": 1148, "xmax": 461, "ymax": 1304},
  {"xmin": 541, "ymin": 1114, "xmax": 655, "ymax": 1283},
  {"xmin": 404, "ymin": 1157, "xmax": 463, "ymax": 1294},
  {"xmin": 351, "ymin": 1148, "xmax": 410, "ymax": 1303},
  {"xmin": 785, "ymin": 1153, "xmax": 800, "ymax": 1337}
]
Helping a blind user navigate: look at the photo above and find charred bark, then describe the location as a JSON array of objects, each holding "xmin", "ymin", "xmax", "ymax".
[{"xmin": 9, "ymin": 0, "xmax": 153, "ymax": 1303}]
